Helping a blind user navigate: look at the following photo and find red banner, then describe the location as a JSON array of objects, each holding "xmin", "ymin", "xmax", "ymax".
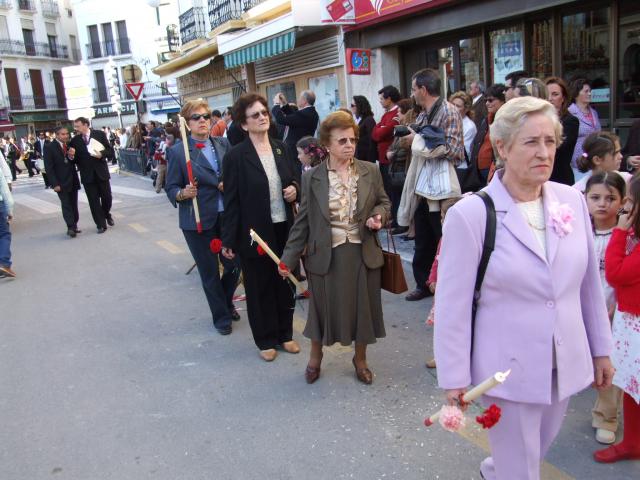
[{"xmin": 353, "ymin": 0, "xmax": 454, "ymax": 27}]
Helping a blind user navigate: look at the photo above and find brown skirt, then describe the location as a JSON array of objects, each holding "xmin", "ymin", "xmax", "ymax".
[{"xmin": 303, "ymin": 242, "xmax": 385, "ymax": 346}]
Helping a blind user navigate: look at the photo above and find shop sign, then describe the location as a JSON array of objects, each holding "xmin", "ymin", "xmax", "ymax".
[
  {"xmin": 352, "ymin": 0, "xmax": 454, "ymax": 26},
  {"xmin": 321, "ymin": 0, "xmax": 356, "ymax": 24},
  {"xmin": 591, "ymin": 88, "xmax": 610, "ymax": 103},
  {"xmin": 12, "ymin": 111, "xmax": 68, "ymax": 123},
  {"xmin": 346, "ymin": 48, "xmax": 371, "ymax": 75},
  {"xmin": 93, "ymin": 102, "xmax": 136, "ymax": 118},
  {"xmin": 492, "ymin": 32, "xmax": 524, "ymax": 84}
]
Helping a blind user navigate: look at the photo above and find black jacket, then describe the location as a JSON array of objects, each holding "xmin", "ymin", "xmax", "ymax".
[
  {"xmin": 356, "ymin": 115, "xmax": 377, "ymax": 162},
  {"xmin": 471, "ymin": 95, "xmax": 488, "ymax": 129},
  {"xmin": 43, "ymin": 140, "xmax": 80, "ymax": 192},
  {"xmin": 69, "ymin": 129, "xmax": 114, "ymax": 184},
  {"xmin": 272, "ymin": 104, "xmax": 319, "ymax": 150},
  {"xmin": 222, "ymin": 137, "xmax": 299, "ymax": 258},
  {"xmin": 621, "ymin": 118, "xmax": 640, "ymax": 172},
  {"xmin": 550, "ymin": 113, "xmax": 578, "ymax": 186},
  {"xmin": 34, "ymin": 138, "xmax": 49, "ymax": 159}
]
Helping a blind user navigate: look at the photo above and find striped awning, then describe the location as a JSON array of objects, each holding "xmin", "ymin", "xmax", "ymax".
[{"xmin": 223, "ymin": 31, "xmax": 296, "ymax": 69}]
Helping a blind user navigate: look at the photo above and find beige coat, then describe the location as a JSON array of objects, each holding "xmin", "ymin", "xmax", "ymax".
[{"xmin": 281, "ymin": 160, "xmax": 391, "ymax": 276}]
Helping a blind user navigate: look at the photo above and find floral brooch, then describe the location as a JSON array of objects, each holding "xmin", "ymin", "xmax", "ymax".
[{"xmin": 548, "ymin": 202, "xmax": 574, "ymax": 238}]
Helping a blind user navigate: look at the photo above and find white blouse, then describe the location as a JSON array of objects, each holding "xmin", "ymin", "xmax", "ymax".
[
  {"xmin": 517, "ymin": 197, "xmax": 547, "ymax": 257},
  {"xmin": 258, "ymin": 152, "xmax": 286, "ymax": 223}
]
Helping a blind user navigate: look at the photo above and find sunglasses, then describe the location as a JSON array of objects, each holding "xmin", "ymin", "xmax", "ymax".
[
  {"xmin": 333, "ymin": 137, "xmax": 358, "ymax": 146},
  {"xmin": 190, "ymin": 113, "xmax": 211, "ymax": 121},
  {"xmin": 248, "ymin": 109, "xmax": 269, "ymax": 120},
  {"xmin": 485, "ymin": 97, "xmax": 496, "ymax": 103},
  {"xmin": 350, "ymin": 104, "xmax": 356, "ymax": 107}
]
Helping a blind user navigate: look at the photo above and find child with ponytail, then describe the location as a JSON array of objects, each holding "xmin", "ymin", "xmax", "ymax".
[{"xmin": 573, "ymin": 131, "xmax": 631, "ymax": 193}]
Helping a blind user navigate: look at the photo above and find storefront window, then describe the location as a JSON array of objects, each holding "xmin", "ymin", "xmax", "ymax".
[
  {"xmin": 459, "ymin": 37, "xmax": 484, "ymax": 93},
  {"xmin": 309, "ymin": 74, "xmax": 339, "ymax": 122},
  {"xmin": 490, "ymin": 26, "xmax": 524, "ymax": 85},
  {"xmin": 266, "ymin": 82, "xmax": 296, "ymax": 108},
  {"xmin": 530, "ymin": 19, "xmax": 552, "ymax": 79},
  {"xmin": 618, "ymin": 4, "xmax": 640, "ymax": 120},
  {"xmin": 562, "ymin": 8, "xmax": 610, "ymax": 122}
]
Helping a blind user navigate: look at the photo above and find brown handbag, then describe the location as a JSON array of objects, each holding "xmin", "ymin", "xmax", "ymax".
[{"xmin": 381, "ymin": 229, "xmax": 409, "ymax": 294}]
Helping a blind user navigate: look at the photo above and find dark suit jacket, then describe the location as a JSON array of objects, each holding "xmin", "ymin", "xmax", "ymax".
[
  {"xmin": 69, "ymin": 129, "xmax": 113, "ymax": 184},
  {"xmin": 272, "ymin": 104, "xmax": 319, "ymax": 153},
  {"xmin": 356, "ymin": 115, "xmax": 377, "ymax": 162},
  {"xmin": 34, "ymin": 138, "xmax": 49, "ymax": 158},
  {"xmin": 621, "ymin": 118, "xmax": 640, "ymax": 172},
  {"xmin": 165, "ymin": 136, "xmax": 231, "ymax": 231},
  {"xmin": 43, "ymin": 141, "xmax": 80, "ymax": 192},
  {"xmin": 550, "ymin": 113, "xmax": 578, "ymax": 185},
  {"xmin": 222, "ymin": 137, "xmax": 299, "ymax": 258},
  {"xmin": 471, "ymin": 95, "xmax": 488, "ymax": 128},
  {"xmin": 280, "ymin": 160, "xmax": 391, "ymax": 275}
]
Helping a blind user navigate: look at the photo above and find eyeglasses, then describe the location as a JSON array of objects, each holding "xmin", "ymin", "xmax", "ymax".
[
  {"xmin": 485, "ymin": 97, "xmax": 496, "ymax": 103},
  {"xmin": 333, "ymin": 137, "xmax": 358, "ymax": 146},
  {"xmin": 350, "ymin": 104, "xmax": 356, "ymax": 108},
  {"xmin": 189, "ymin": 113, "xmax": 211, "ymax": 121},
  {"xmin": 248, "ymin": 109, "xmax": 269, "ymax": 120}
]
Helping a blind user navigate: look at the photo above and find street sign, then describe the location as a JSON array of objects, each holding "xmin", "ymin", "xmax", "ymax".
[
  {"xmin": 62, "ymin": 64, "xmax": 94, "ymax": 120},
  {"xmin": 125, "ymin": 82, "xmax": 145, "ymax": 101}
]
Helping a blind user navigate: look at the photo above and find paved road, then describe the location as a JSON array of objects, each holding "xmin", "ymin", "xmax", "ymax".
[{"xmin": 1, "ymin": 170, "xmax": 637, "ymax": 480}]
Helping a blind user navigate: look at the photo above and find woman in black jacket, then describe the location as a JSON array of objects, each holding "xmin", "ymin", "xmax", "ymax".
[
  {"xmin": 351, "ymin": 95, "xmax": 377, "ymax": 162},
  {"xmin": 221, "ymin": 93, "xmax": 300, "ymax": 362},
  {"xmin": 546, "ymin": 77, "xmax": 578, "ymax": 185}
]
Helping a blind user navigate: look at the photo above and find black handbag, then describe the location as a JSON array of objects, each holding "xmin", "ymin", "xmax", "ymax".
[{"xmin": 456, "ymin": 149, "xmax": 484, "ymax": 193}]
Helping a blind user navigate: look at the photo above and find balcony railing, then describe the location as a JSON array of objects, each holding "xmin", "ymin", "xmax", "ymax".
[
  {"xmin": 92, "ymin": 87, "xmax": 109, "ymax": 104},
  {"xmin": 41, "ymin": 0, "xmax": 59, "ymax": 17},
  {"xmin": 244, "ymin": 0, "xmax": 266, "ymax": 9},
  {"xmin": 0, "ymin": 38, "xmax": 68, "ymax": 58},
  {"xmin": 208, "ymin": 0, "xmax": 245, "ymax": 31},
  {"xmin": 85, "ymin": 37, "xmax": 131, "ymax": 59},
  {"xmin": 18, "ymin": 0, "xmax": 35, "ymax": 10},
  {"xmin": 179, "ymin": 7, "xmax": 208, "ymax": 45},
  {"xmin": 8, "ymin": 95, "xmax": 65, "ymax": 111}
]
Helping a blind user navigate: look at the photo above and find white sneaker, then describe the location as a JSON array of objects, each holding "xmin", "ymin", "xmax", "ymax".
[{"xmin": 595, "ymin": 428, "xmax": 616, "ymax": 445}]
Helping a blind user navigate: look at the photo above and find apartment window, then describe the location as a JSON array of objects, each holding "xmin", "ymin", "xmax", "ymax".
[
  {"xmin": 115, "ymin": 20, "xmax": 130, "ymax": 54},
  {"xmin": 46, "ymin": 22, "xmax": 57, "ymax": 57},
  {"xmin": 22, "ymin": 28, "xmax": 35, "ymax": 56},
  {"xmin": 0, "ymin": 16, "xmax": 8, "ymax": 39},
  {"xmin": 30, "ymin": 69, "xmax": 46, "ymax": 109},
  {"xmin": 88, "ymin": 24, "xmax": 100, "ymax": 58},
  {"xmin": 102, "ymin": 22, "xmax": 114, "ymax": 56},
  {"xmin": 94, "ymin": 69, "xmax": 108, "ymax": 103},
  {"xmin": 69, "ymin": 34, "xmax": 78, "ymax": 61}
]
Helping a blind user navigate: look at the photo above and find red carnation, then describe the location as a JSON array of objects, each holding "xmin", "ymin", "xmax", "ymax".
[
  {"xmin": 279, "ymin": 261, "xmax": 289, "ymax": 273},
  {"xmin": 195, "ymin": 143, "xmax": 205, "ymax": 149},
  {"xmin": 209, "ymin": 238, "xmax": 222, "ymax": 254},
  {"xmin": 256, "ymin": 245, "xmax": 266, "ymax": 256},
  {"xmin": 475, "ymin": 404, "xmax": 502, "ymax": 429}
]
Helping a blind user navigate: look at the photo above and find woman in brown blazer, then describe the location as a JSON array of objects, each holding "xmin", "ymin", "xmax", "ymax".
[{"xmin": 279, "ymin": 111, "xmax": 391, "ymax": 385}]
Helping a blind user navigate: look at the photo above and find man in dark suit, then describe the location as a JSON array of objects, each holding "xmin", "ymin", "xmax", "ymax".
[
  {"xmin": 68, "ymin": 117, "xmax": 114, "ymax": 233},
  {"xmin": 44, "ymin": 126, "xmax": 81, "ymax": 238},
  {"xmin": 468, "ymin": 80, "xmax": 487, "ymax": 128},
  {"xmin": 34, "ymin": 132, "xmax": 52, "ymax": 188},
  {"xmin": 271, "ymin": 90, "xmax": 319, "ymax": 177}
]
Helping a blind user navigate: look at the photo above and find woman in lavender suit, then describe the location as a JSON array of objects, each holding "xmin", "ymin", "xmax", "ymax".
[
  {"xmin": 434, "ymin": 97, "xmax": 614, "ymax": 480},
  {"xmin": 568, "ymin": 78, "xmax": 601, "ymax": 180}
]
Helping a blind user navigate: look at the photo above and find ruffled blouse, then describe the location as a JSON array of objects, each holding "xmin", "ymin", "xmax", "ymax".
[{"xmin": 327, "ymin": 161, "xmax": 360, "ymax": 248}]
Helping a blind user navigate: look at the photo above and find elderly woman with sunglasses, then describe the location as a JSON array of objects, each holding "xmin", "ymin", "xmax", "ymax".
[
  {"xmin": 221, "ymin": 93, "xmax": 300, "ymax": 362},
  {"xmin": 165, "ymin": 99, "xmax": 240, "ymax": 336},
  {"xmin": 279, "ymin": 111, "xmax": 391, "ymax": 385}
]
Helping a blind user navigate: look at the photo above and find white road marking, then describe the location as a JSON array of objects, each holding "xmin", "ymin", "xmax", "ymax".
[
  {"xmin": 156, "ymin": 240, "xmax": 185, "ymax": 255},
  {"xmin": 13, "ymin": 194, "xmax": 60, "ymax": 214},
  {"xmin": 128, "ymin": 223, "xmax": 149, "ymax": 233},
  {"xmin": 111, "ymin": 185, "xmax": 157, "ymax": 198}
]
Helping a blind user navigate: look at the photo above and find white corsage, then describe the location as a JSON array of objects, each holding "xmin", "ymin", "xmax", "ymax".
[{"xmin": 548, "ymin": 202, "xmax": 574, "ymax": 238}]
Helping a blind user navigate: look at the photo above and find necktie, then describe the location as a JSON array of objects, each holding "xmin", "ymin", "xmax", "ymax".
[{"xmin": 84, "ymin": 135, "xmax": 90, "ymax": 145}]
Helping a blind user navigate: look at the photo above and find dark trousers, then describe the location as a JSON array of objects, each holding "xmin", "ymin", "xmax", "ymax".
[
  {"xmin": 42, "ymin": 172, "xmax": 51, "ymax": 188},
  {"xmin": 83, "ymin": 180, "xmax": 112, "ymax": 228},
  {"xmin": 8, "ymin": 159, "xmax": 20, "ymax": 180},
  {"xmin": 24, "ymin": 158, "xmax": 38, "ymax": 176},
  {"xmin": 240, "ymin": 222, "xmax": 294, "ymax": 350},
  {"xmin": 57, "ymin": 189, "xmax": 79, "ymax": 229},
  {"xmin": 412, "ymin": 200, "xmax": 442, "ymax": 291},
  {"xmin": 379, "ymin": 163, "xmax": 392, "ymax": 199},
  {"xmin": 183, "ymin": 224, "xmax": 240, "ymax": 330}
]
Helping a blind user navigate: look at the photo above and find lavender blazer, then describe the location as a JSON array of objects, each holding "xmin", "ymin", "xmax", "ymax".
[
  {"xmin": 434, "ymin": 173, "xmax": 612, "ymax": 404},
  {"xmin": 568, "ymin": 103, "xmax": 601, "ymax": 169}
]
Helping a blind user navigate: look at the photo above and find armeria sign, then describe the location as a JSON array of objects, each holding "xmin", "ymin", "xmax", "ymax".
[{"xmin": 346, "ymin": 48, "xmax": 371, "ymax": 75}]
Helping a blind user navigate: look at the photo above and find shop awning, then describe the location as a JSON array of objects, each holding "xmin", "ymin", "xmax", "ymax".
[
  {"xmin": 156, "ymin": 57, "xmax": 215, "ymax": 83},
  {"xmin": 0, "ymin": 123, "xmax": 16, "ymax": 133},
  {"xmin": 223, "ymin": 30, "xmax": 295, "ymax": 69}
]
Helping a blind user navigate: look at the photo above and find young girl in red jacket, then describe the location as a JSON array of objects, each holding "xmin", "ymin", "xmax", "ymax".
[{"xmin": 595, "ymin": 173, "xmax": 640, "ymax": 463}]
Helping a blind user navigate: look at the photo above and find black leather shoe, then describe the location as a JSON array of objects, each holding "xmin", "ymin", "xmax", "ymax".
[
  {"xmin": 74, "ymin": 227, "xmax": 82, "ymax": 233},
  {"xmin": 97, "ymin": 226, "xmax": 106, "ymax": 234},
  {"xmin": 231, "ymin": 307, "xmax": 240, "ymax": 321},
  {"xmin": 405, "ymin": 288, "xmax": 431, "ymax": 301},
  {"xmin": 216, "ymin": 325, "xmax": 232, "ymax": 335},
  {"xmin": 106, "ymin": 216, "xmax": 115, "ymax": 226},
  {"xmin": 67, "ymin": 228, "xmax": 77, "ymax": 238},
  {"xmin": 391, "ymin": 226, "xmax": 408, "ymax": 235}
]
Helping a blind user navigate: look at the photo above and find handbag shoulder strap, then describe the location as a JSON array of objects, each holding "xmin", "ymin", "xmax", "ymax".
[
  {"xmin": 385, "ymin": 228, "xmax": 398, "ymax": 253},
  {"xmin": 471, "ymin": 190, "xmax": 496, "ymax": 353},
  {"xmin": 426, "ymin": 97, "xmax": 443, "ymax": 125}
]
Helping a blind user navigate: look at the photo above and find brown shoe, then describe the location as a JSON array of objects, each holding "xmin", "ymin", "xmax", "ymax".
[
  {"xmin": 282, "ymin": 340, "xmax": 300, "ymax": 354},
  {"xmin": 0, "ymin": 265, "xmax": 16, "ymax": 278},
  {"xmin": 405, "ymin": 288, "xmax": 431, "ymax": 301},
  {"xmin": 352, "ymin": 357, "xmax": 373, "ymax": 385},
  {"xmin": 305, "ymin": 365, "xmax": 321, "ymax": 384},
  {"xmin": 425, "ymin": 358, "xmax": 436, "ymax": 369},
  {"xmin": 259, "ymin": 349, "xmax": 278, "ymax": 362}
]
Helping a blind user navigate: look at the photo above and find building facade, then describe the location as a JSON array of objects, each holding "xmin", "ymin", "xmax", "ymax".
[
  {"xmin": 0, "ymin": 0, "xmax": 80, "ymax": 138},
  {"xmin": 343, "ymin": 0, "xmax": 640, "ymax": 141},
  {"xmin": 71, "ymin": 0, "xmax": 181, "ymax": 129}
]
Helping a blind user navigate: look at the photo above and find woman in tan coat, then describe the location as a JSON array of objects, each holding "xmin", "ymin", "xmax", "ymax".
[{"xmin": 279, "ymin": 111, "xmax": 391, "ymax": 385}]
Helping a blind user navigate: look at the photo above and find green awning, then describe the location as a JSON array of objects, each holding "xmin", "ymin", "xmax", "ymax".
[{"xmin": 224, "ymin": 31, "xmax": 296, "ymax": 69}]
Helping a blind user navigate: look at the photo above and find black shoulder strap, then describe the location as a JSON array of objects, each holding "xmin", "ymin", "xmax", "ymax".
[
  {"xmin": 471, "ymin": 190, "xmax": 496, "ymax": 353},
  {"xmin": 426, "ymin": 97, "xmax": 443, "ymax": 125}
]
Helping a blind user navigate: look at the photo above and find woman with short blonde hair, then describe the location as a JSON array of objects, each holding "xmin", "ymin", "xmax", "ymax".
[
  {"xmin": 280, "ymin": 111, "xmax": 391, "ymax": 385},
  {"xmin": 449, "ymin": 91, "xmax": 477, "ymax": 159},
  {"xmin": 435, "ymin": 96, "xmax": 614, "ymax": 479}
]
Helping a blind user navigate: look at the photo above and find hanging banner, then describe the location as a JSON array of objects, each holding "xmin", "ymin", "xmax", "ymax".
[
  {"xmin": 351, "ymin": 0, "xmax": 454, "ymax": 27},
  {"xmin": 321, "ymin": 0, "xmax": 356, "ymax": 24}
]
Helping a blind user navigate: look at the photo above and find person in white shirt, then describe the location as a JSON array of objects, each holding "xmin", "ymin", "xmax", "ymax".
[{"xmin": 449, "ymin": 91, "xmax": 477, "ymax": 163}]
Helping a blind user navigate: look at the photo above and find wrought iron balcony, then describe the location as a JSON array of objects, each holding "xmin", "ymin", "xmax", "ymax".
[
  {"xmin": 85, "ymin": 37, "xmax": 131, "ymax": 59},
  {"xmin": 0, "ymin": 38, "xmax": 68, "ymax": 58},
  {"xmin": 208, "ymin": 0, "xmax": 245, "ymax": 31},
  {"xmin": 41, "ymin": 0, "xmax": 59, "ymax": 17},
  {"xmin": 8, "ymin": 95, "xmax": 64, "ymax": 111},
  {"xmin": 92, "ymin": 87, "xmax": 109, "ymax": 104},
  {"xmin": 179, "ymin": 7, "xmax": 208, "ymax": 45},
  {"xmin": 18, "ymin": 0, "xmax": 35, "ymax": 10},
  {"xmin": 244, "ymin": 0, "xmax": 266, "ymax": 9}
]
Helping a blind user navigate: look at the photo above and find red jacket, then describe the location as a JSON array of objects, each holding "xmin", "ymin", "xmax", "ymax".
[
  {"xmin": 605, "ymin": 228, "xmax": 640, "ymax": 315},
  {"xmin": 371, "ymin": 107, "xmax": 399, "ymax": 165}
]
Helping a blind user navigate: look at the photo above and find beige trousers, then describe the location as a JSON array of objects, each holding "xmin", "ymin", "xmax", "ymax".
[{"xmin": 592, "ymin": 384, "xmax": 623, "ymax": 432}]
